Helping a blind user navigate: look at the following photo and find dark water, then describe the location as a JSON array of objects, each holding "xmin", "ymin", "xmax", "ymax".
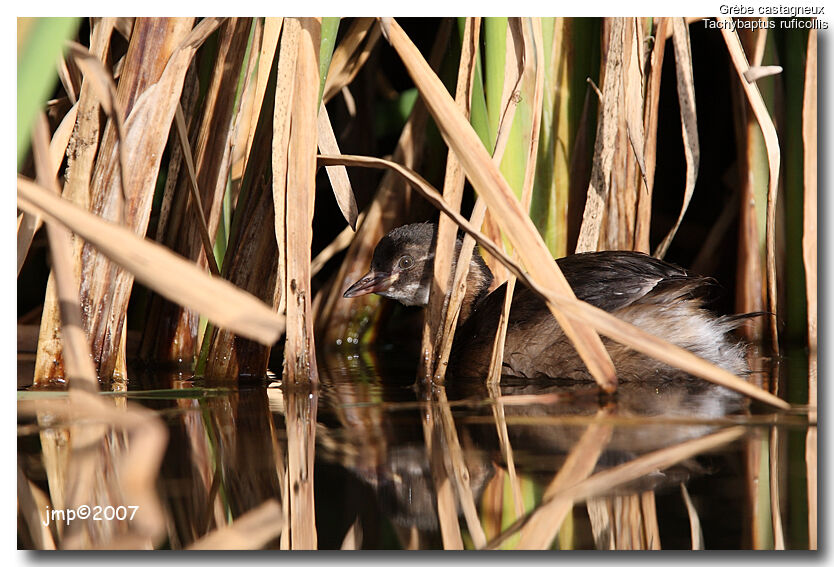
[{"xmin": 17, "ymin": 345, "xmax": 815, "ymax": 550}]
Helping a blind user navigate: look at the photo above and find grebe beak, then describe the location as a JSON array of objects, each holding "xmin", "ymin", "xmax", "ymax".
[{"xmin": 343, "ymin": 270, "xmax": 394, "ymax": 298}]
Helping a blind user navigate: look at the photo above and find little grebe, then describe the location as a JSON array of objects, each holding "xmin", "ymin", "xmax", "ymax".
[{"xmin": 344, "ymin": 222, "xmax": 748, "ymax": 381}]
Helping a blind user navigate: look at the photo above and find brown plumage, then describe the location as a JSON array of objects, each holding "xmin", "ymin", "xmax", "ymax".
[{"xmin": 344, "ymin": 223, "xmax": 748, "ymax": 381}]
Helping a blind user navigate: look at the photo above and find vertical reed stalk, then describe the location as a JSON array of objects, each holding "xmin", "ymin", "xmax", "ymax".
[
  {"xmin": 801, "ymin": 30, "xmax": 817, "ymax": 411},
  {"xmin": 202, "ymin": 22, "xmax": 282, "ymax": 379},
  {"xmin": 282, "ymin": 17, "xmax": 322, "ymax": 550},
  {"xmin": 769, "ymin": 427, "xmax": 785, "ymax": 549},
  {"xmin": 576, "ymin": 17, "xmax": 624, "ymax": 253},
  {"xmin": 640, "ymin": 491, "xmax": 660, "ymax": 549},
  {"xmin": 634, "ymin": 18, "xmax": 669, "ymax": 253},
  {"xmin": 802, "ymin": 27, "xmax": 817, "ymax": 551},
  {"xmin": 34, "ymin": 18, "xmax": 114, "ymax": 386},
  {"xmin": 421, "ymin": 402, "xmax": 464, "ymax": 549},
  {"xmin": 486, "ymin": 18, "xmax": 544, "ymax": 390},
  {"xmin": 77, "ymin": 18, "xmax": 200, "ymax": 380},
  {"xmin": 421, "ymin": 17, "xmax": 479, "ymax": 382},
  {"xmin": 284, "ymin": 17, "xmax": 320, "ymax": 385},
  {"xmin": 144, "ymin": 18, "xmax": 252, "ymax": 366}
]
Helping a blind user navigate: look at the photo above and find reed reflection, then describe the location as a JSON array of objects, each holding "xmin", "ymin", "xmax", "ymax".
[{"xmin": 316, "ymin": 346, "xmax": 751, "ymax": 549}]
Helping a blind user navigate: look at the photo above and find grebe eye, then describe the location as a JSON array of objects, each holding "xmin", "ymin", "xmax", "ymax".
[{"xmin": 398, "ymin": 255, "xmax": 414, "ymax": 270}]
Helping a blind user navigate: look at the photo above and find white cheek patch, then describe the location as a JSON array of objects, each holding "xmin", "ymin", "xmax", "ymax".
[{"xmin": 383, "ymin": 279, "xmax": 429, "ymax": 306}]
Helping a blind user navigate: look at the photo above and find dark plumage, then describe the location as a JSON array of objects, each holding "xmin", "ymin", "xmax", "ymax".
[{"xmin": 344, "ymin": 222, "xmax": 748, "ymax": 381}]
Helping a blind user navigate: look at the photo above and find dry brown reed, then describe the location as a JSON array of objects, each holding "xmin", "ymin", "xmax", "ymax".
[
  {"xmin": 488, "ymin": 426, "xmax": 746, "ymax": 549},
  {"xmin": 31, "ymin": 18, "xmax": 114, "ymax": 385},
  {"xmin": 802, "ymin": 30, "xmax": 817, "ymax": 550},
  {"xmin": 283, "ymin": 17, "xmax": 320, "ymax": 385},
  {"xmin": 20, "ymin": 390, "xmax": 170, "ymax": 548},
  {"xmin": 317, "ymin": 103, "xmax": 358, "ymax": 230},
  {"xmin": 769, "ymin": 427, "xmax": 785, "ymax": 549},
  {"xmin": 515, "ymin": 410, "xmax": 613, "ymax": 549},
  {"xmin": 78, "ymin": 18, "xmax": 207, "ymax": 379},
  {"xmin": 18, "ymin": 178, "xmax": 285, "ymax": 347},
  {"xmin": 171, "ymin": 102, "xmax": 220, "ymax": 277},
  {"xmin": 653, "ymin": 18, "xmax": 699, "ymax": 259},
  {"xmin": 486, "ymin": 18, "xmax": 545, "ymax": 387},
  {"xmin": 419, "ymin": 17, "xmax": 480, "ymax": 383},
  {"xmin": 575, "ymin": 18, "xmax": 623, "ymax": 254},
  {"xmin": 680, "ymin": 483, "xmax": 704, "ymax": 549},
  {"xmin": 634, "ymin": 18, "xmax": 669, "ymax": 253},
  {"xmin": 187, "ymin": 500, "xmax": 283, "ymax": 550},
  {"xmin": 720, "ymin": 19, "xmax": 782, "ymax": 352},
  {"xmin": 29, "ymin": 115, "xmax": 97, "ymax": 390}
]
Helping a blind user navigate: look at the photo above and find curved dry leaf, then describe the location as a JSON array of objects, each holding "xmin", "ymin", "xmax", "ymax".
[
  {"xmin": 323, "ymin": 18, "xmax": 381, "ymax": 104},
  {"xmin": 317, "ymin": 103, "xmax": 358, "ymax": 229},
  {"xmin": 654, "ymin": 17, "xmax": 700, "ymax": 260},
  {"xmin": 680, "ymin": 483, "xmax": 704, "ymax": 549},
  {"xmin": 719, "ymin": 18, "xmax": 781, "ymax": 351},
  {"xmin": 744, "ymin": 64, "xmax": 783, "ymax": 83},
  {"xmin": 188, "ymin": 500, "xmax": 283, "ymax": 550},
  {"xmin": 18, "ymin": 177, "xmax": 285, "ymax": 346}
]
